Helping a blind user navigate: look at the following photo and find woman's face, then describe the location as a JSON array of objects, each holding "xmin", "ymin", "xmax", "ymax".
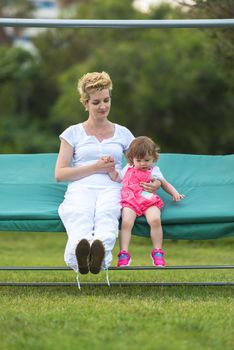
[{"xmin": 85, "ymin": 89, "xmax": 111, "ymax": 121}]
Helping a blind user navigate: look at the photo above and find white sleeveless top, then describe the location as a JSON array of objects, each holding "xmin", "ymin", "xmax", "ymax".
[{"xmin": 60, "ymin": 123, "xmax": 134, "ymax": 189}]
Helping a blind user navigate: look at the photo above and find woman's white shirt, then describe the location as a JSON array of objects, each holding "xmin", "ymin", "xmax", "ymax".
[{"xmin": 60, "ymin": 123, "xmax": 134, "ymax": 189}]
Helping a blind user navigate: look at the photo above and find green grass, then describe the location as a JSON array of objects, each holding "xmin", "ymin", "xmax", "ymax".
[{"xmin": 0, "ymin": 232, "xmax": 234, "ymax": 350}]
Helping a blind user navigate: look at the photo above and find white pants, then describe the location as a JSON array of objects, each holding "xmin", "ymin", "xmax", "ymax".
[{"xmin": 59, "ymin": 185, "xmax": 121, "ymax": 272}]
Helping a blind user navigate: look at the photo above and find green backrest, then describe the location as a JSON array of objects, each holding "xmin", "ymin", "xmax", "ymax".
[{"xmin": 0, "ymin": 153, "xmax": 233, "ymax": 239}]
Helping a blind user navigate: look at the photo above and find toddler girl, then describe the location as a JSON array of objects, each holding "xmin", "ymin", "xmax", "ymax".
[{"xmin": 108, "ymin": 136, "xmax": 184, "ymax": 267}]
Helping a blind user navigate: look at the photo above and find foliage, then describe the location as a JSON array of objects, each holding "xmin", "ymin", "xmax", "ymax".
[
  {"xmin": 0, "ymin": 47, "xmax": 57, "ymax": 152},
  {"xmin": 0, "ymin": 0, "xmax": 35, "ymax": 16},
  {"xmin": 0, "ymin": 0, "xmax": 233, "ymax": 154},
  {"xmin": 49, "ymin": 4, "xmax": 233, "ymax": 153},
  {"xmin": 0, "ymin": 46, "xmax": 39, "ymax": 114},
  {"xmin": 180, "ymin": 0, "xmax": 234, "ymax": 72},
  {"xmin": 0, "ymin": 0, "xmax": 35, "ymax": 44},
  {"xmin": 0, "ymin": 114, "xmax": 58, "ymax": 153}
]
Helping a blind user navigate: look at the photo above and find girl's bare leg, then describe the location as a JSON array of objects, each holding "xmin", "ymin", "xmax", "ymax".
[
  {"xmin": 119, "ymin": 207, "xmax": 136, "ymax": 251},
  {"xmin": 145, "ymin": 206, "xmax": 163, "ymax": 249}
]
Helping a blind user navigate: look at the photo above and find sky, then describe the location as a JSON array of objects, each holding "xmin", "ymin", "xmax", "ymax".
[
  {"xmin": 135, "ymin": 0, "xmax": 176, "ymax": 12},
  {"xmin": 134, "ymin": 0, "xmax": 194, "ymax": 12}
]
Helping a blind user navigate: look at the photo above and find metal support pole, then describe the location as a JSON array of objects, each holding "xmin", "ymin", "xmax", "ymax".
[
  {"xmin": 0, "ymin": 18, "xmax": 234, "ymax": 29},
  {"xmin": 1, "ymin": 265, "xmax": 233, "ymax": 287},
  {"xmin": 0, "ymin": 265, "xmax": 234, "ymax": 270}
]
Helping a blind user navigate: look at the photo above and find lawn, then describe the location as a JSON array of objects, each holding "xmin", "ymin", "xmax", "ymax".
[{"xmin": 0, "ymin": 232, "xmax": 233, "ymax": 350}]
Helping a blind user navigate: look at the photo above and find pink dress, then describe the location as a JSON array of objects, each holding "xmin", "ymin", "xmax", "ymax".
[{"xmin": 121, "ymin": 167, "xmax": 164, "ymax": 216}]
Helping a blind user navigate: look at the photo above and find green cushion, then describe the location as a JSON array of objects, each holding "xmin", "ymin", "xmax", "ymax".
[{"xmin": 0, "ymin": 153, "xmax": 233, "ymax": 240}]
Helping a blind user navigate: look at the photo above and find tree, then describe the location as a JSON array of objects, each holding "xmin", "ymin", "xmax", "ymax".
[
  {"xmin": 50, "ymin": 23, "xmax": 233, "ymax": 154},
  {"xmin": 0, "ymin": 46, "xmax": 58, "ymax": 153},
  {"xmin": 179, "ymin": 0, "xmax": 234, "ymax": 71},
  {"xmin": 179, "ymin": 0, "xmax": 234, "ymax": 152},
  {"xmin": 0, "ymin": 0, "xmax": 35, "ymax": 44},
  {"xmin": 0, "ymin": 0, "xmax": 233, "ymax": 154}
]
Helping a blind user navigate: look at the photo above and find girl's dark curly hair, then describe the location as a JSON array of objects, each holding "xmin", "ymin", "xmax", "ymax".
[{"xmin": 126, "ymin": 136, "xmax": 160, "ymax": 165}]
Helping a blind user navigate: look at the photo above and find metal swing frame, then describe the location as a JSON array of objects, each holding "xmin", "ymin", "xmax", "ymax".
[
  {"xmin": 0, "ymin": 265, "xmax": 234, "ymax": 287},
  {"xmin": 0, "ymin": 17, "xmax": 234, "ymax": 287}
]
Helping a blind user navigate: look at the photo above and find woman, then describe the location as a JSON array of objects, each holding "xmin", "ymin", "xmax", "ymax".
[{"xmin": 55, "ymin": 71, "xmax": 160, "ymax": 276}]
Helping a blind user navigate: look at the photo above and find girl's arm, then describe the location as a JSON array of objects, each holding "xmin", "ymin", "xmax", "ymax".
[
  {"xmin": 104, "ymin": 155, "xmax": 122, "ymax": 183},
  {"xmin": 55, "ymin": 139, "xmax": 115, "ymax": 182},
  {"xmin": 160, "ymin": 179, "xmax": 185, "ymax": 202},
  {"xmin": 107, "ymin": 169, "xmax": 122, "ymax": 183}
]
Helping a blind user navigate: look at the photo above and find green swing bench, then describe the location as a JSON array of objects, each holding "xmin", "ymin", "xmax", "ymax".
[
  {"xmin": 0, "ymin": 153, "xmax": 233, "ymax": 287},
  {"xmin": 1, "ymin": 16, "xmax": 234, "ymax": 286}
]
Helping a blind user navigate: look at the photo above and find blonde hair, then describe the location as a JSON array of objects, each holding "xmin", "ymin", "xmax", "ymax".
[
  {"xmin": 126, "ymin": 136, "xmax": 160, "ymax": 165},
  {"xmin": 77, "ymin": 71, "xmax": 113, "ymax": 107}
]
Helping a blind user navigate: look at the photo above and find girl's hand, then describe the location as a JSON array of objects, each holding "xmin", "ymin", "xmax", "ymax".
[
  {"xmin": 140, "ymin": 179, "xmax": 161, "ymax": 193},
  {"xmin": 101, "ymin": 155, "xmax": 114, "ymax": 163},
  {"xmin": 172, "ymin": 193, "xmax": 185, "ymax": 202}
]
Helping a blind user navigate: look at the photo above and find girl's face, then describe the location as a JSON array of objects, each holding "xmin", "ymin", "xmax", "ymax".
[
  {"xmin": 133, "ymin": 154, "xmax": 154, "ymax": 171},
  {"xmin": 85, "ymin": 89, "xmax": 111, "ymax": 121}
]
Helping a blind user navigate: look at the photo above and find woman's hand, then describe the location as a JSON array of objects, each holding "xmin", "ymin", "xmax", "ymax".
[
  {"xmin": 95, "ymin": 156, "xmax": 115, "ymax": 173},
  {"xmin": 140, "ymin": 179, "xmax": 161, "ymax": 193}
]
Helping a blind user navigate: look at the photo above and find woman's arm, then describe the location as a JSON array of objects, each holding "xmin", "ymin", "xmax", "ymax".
[
  {"xmin": 55, "ymin": 139, "xmax": 115, "ymax": 182},
  {"xmin": 140, "ymin": 178, "xmax": 162, "ymax": 193}
]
